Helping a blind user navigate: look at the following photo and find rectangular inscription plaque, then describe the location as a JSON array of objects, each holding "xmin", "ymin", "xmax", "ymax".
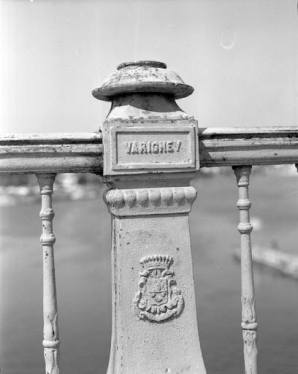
[{"xmin": 107, "ymin": 122, "xmax": 199, "ymax": 174}]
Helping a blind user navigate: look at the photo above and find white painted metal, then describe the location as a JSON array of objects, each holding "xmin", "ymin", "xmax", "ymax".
[
  {"xmin": 233, "ymin": 166, "xmax": 258, "ymax": 374},
  {"xmin": 200, "ymin": 127, "xmax": 298, "ymax": 167},
  {"xmin": 0, "ymin": 62, "xmax": 297, "ymax": 374},
  {"xmin": 37, "ymin": 173, "xmax": 60, "ymax": 374},
  {"xmin": 0, "ymin": 133, "xmax": 102, "ymax": 174},
  {"xmin": 97, "ymin": 61, "xmax": 206, "ymax": 374},
  {"xmin": 104, "ymin": 178, "xmax": 206, "ymax": 373},
  {"xmin": 1, "ymin": 128, "xmax": 298, "ymax": 174}
]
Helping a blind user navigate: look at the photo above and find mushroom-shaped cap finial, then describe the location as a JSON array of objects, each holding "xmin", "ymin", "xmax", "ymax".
[{"xmin": 92, "ymin": 61, "xmax": 194, "ymax": 101}]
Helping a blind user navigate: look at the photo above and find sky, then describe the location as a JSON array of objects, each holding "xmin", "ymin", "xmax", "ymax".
[{"xmin": 0, "ymin": 0, "xmax": 297, "ymax": 133}]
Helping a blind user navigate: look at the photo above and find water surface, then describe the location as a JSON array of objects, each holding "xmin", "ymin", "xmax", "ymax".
[{"xmin": 1, "ymin": 173, "xmax": 297, "ymax": 373}]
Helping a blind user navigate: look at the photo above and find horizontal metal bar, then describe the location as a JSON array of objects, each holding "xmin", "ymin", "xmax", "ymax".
[
  {"xmin": 0, "ymin": 133, "xmax": 103, "ymax": 174},
  {"xmin": 199, "ymin": 127, "xmax": 298, "ymax": 167},
  {"xmin": 0, "ymin": 127, "xmax": 298, "ymax": 174},
  {"xmin": 0, "ymin": 132, "xmax": 102, "ymax": 144}
]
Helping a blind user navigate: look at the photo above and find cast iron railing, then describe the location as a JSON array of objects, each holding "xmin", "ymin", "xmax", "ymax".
[
  {"xmin": 1, "ymin": 61, "xmax": 298, "ymax": 374},
  {"xmin": 1, "ymin": 127, "xmax": 298, "ymax": 374}
]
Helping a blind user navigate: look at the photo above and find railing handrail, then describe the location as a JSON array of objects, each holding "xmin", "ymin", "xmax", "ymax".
[
  {"xmin": 0, "ymin": 132, "xmax": 102, "ymax": 142},
  {"xmin": 0, "ymin": 127, "xmax": 298, "ymax": 174},
  {"xmin": 0, "ymin": 132, "xmax": 103, "ymax": 174},
  {"xmin": 200, "ymin": 126, "xmax": 298, "ymax": 167}
]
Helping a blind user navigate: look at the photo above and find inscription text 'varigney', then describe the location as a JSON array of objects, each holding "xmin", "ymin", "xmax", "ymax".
[{"xmin": 124, "ymin": 141, "xmax": 182, "ymax": 155}]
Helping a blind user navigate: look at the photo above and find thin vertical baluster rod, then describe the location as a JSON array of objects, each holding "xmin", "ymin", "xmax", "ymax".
[
  {"xmin": 37, "ymin": 173, "xmax": 60, "ymax": 374},
  {"xmin": 233, "ymin": 166, "xmax": 258, "ymax": 374}
]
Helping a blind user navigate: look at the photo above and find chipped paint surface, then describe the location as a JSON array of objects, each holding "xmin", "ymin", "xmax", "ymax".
[
  {"xmin": 92, "ymin": 61, "xmax": 194, "ymax": 101},
  {"xmin": 0, "ymin": 133, "xmax": 103, "ymax": 174},
  {"xmin": 234, "ymin": 166, "xmax": 258, "ymax": 374},
  {"xmin": 97, "ymin": 62, "xmax": 206, "ymax": 373},
  {"xmin": 1, "ymin": 127, "xmax": 298, "ymax": 175},
  {"xmin": 37, "ymin": 174, "xmax": 60, "ymax": 374}
]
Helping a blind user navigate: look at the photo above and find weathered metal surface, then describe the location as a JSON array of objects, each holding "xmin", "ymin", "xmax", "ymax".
[
  {"xmin": 98, "ymin": 61, "xmax": 206, "ymax": 374},
  {"xmin": 0, "ymin": 133, "xmax": 102, "ymax": 174},
  {"xmin": 103, "ymin": 120, "xmax": 199, "ymax": 175},
  {"xmin": 105, "ymin": 185, "xmax": 197, "ymax": 216},
  {"xmin": 1, "ymin": 127, "xmax": 298, "ymax": 174},
  {"xmin": 37, "ymin": 174, "xmax": 60, "ymax": 374},
  {"xmin": 200, "ymin": 127, "xmax": 298, "ymax": 167},
  {"xmin": 103, "ymin": 181, "xmax": 206, "ymax": 374},
  {"xmin": 92, "ymin": 60, "xmax": 194, "ymax": 101},
  {"xmin": 233, "ymin": 166, "xmax": 258, "ymax": 374}
]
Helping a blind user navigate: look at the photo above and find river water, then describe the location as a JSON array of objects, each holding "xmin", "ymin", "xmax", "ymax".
[{"xmin": 0, "ymin": 173, "xmax": 297, "ymax": 373}]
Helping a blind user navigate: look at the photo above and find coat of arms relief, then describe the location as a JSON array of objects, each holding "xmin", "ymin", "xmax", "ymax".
[{"xmin": 134, "ymin": 255, "xmax": 184, "ymax": 322}]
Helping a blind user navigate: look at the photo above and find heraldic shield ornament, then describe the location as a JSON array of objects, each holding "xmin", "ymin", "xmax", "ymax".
[{"xmin": 134, "ymin": 255, "xmax": 184, "ymax": 322}]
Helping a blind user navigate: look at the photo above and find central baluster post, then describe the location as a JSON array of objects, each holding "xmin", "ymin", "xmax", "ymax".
[{"xmin": 93, "ymin": 61, "xmax": 206, "ymax": 373}]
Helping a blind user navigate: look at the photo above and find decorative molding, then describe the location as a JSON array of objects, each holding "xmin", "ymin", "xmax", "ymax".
[
  {"xmin": 104, "ymin": 186, "xmax": 197, "ymax": 216},
  {"xmin": 43, "ymin": 339, "xmax": 60, "ymax": 349},
  {"xmin": 134, "ymin": 255, "xmax": 184, "ymax": 322},
  {"xmin": 241, "ymin": 297, "xmax": 257, "ymax": 325},
  {"xmin": 43, "ymin": 312, "xmax": 60, "ymax": 374},
  {"xmin": 43, "ymin": 347, "xmax": 60, "ymax": 374},
  {"xmin": 234, "ymin": 166, "xmax": 254, "ymax": 235},
  {"xmin": 107, "ymin": 122, "xmax": 199, "ymax": 175},
  {"xmin": 237, "ymin": 223, "xmax": 253, "ymax": 234},
  {"xmin": 243, "ymin": 330, "xmax": 257, "ymax": 357}
]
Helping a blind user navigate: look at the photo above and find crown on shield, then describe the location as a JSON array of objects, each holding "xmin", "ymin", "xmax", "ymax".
[{"xmin": 140, "ymin": 254, "xmax": 173, "ymax": 270}]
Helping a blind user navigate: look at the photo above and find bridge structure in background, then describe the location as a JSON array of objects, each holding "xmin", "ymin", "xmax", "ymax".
[{"xmin": 1, "ymin": 61, "xmax": 298, "ymax": 374}]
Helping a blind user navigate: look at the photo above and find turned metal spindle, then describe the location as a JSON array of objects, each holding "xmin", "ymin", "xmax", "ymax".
[
  {"xmin": 233, "ymin": 166, "xmax": 258, "ymax": 374},
  {"xmin": 37, "ymin": 173, "xmax": 60, "ymax": 374}
]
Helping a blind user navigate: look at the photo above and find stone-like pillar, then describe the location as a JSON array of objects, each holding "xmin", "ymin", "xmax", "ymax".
[{"xmin": 93, "ymin": 61, "xmax": 206, "ymax": 374}]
